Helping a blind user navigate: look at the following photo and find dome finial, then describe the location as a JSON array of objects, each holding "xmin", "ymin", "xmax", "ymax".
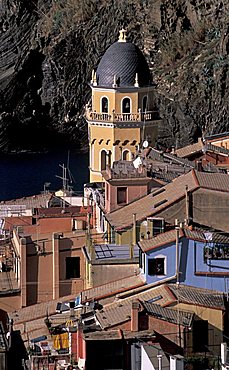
[
  {"xmin": 112, "ymin": 74, "xmax": 117, "ymax": 88},
  {"xmin": 118, "ymin": 28, "xmax": 127, "ymax": 43},
  {"xmin": 92, "ymin": 70, "xmax": 97, "ymax": 86},
  {"xmin": 134, "ymin": 73, "xmax": 139, "ymax": 87},
  {"xmin": 91, "ymin": 69, "xmax": 95, "ymax": 84}
]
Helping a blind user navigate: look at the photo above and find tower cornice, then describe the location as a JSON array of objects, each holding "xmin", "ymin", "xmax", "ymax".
[{"xmin": 90, "ymin": 85, "xmax": 155, "ymax": 93}]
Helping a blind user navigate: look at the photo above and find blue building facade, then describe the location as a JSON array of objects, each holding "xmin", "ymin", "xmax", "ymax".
[{"xmin": 139, "ymin": 231, "xmax": 229, "ymax": 293}]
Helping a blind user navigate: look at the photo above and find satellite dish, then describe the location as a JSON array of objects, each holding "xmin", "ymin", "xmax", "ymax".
[{"xmin": 143, "ymin": 140, "xmax": 149, "ymax": 148}]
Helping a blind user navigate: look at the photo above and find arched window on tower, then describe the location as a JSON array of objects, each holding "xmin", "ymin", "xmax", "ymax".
[
  {"xmin": 123, "ymin": 150, "xmax": 131, "ymax": 161},
  {"xmin": 122, "ymin": 97, "xmax": 131, "ymax": 113},
  {"xmin": 101, "ymin": 150, "xmax": 107, "ymax": 171},
  {"xmin": 107, "ymin": 151, "xmax": 111, "ymax": 167},
  {"xmin": 101, "ymin": 97, "xmax": 108, "ymax": 113},
  {"xmin": 142, "ymin": 96, "xmax": 148, "ymax": 112}
]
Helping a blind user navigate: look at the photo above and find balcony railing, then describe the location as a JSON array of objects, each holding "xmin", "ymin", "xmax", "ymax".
[
  {"xmin": 204, "ymin": 244, "xmax": 229, "ymax": 260},
  {"xmin": 86, "ymin": 109, "xmax": 159, "ymax": 123}
]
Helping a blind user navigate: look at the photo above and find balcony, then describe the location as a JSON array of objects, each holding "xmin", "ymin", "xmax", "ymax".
[{"xmin": 85, "ymin": 108, "xmax": 160, "ymax": 123}]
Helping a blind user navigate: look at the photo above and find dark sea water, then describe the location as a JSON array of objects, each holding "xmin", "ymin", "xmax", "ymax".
[{"xmin": 0, "ymin": 150, "xmax": 89, "ymax": 201}]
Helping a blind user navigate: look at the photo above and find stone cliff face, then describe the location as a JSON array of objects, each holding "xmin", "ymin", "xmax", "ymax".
[{"xmin": 0, "ymin": 0, "xmax": 229, "ymax": 151}]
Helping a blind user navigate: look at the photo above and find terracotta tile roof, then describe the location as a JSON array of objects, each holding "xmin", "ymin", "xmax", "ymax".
[
  {"xmin": 37, "ymin": 206, "xmax": 90, "ymax": 217},
  {"xmin": 96, "ymin": 284, "xmax": 176, "ymax": 329},
  {"xmin": 13, "ymin": 309, "xmax": 81, "ymax": 343},
  {"xmin": 175, "ymin": 141, "xmax": 204, "ymax": 158},
  {"xmin": 206, "ymin": 143, "xmax": 229, "ymax": 156},
  {"xmin": 139, "ymin": 227, "xmax": 229, "ymax": 253},
  {"xmin": 142, "ymin": 302, "xmax": 194, "ymax": 327},
  {"xmin": 138, "ymin": 229, "xmax": 179, "ymax": 252},
  {"xmin": 9, "ymin": 294, "xmax": 78, "ymax": 324},
  {"xmin": 0, "ymin": 271, "xmax": 20, "ymax": 293},
  {"xmin": 14, "ymin": 317, "xmax": 51, "ymax": 340},
  {"xmin": 0, "ymin": 193, "xmax": 53, "ymax": 209},
  {"xmin": 81, "ymin": 274, "xmax": 145, "ymax": 303},
  {"xmin": 176, "ymin": 140, "xmax": 229, "ymax": 159},
  {"xmin": 205, "ymin": 131, "xmax": 229, "ymax": 141},
  {"xmin": 106, "ymin": 170, "xmax": 229, "ymax": 231},
  {"xmin": 168, "ymin": 284, "xmax": 225, "ymax": 310},
  {"xmin": 84, "ymin": 329, "xmax": 156, "ymax": 341},
  {"xmin": 106, "ymin": 170, "xmax": 198, "ymax": 231},
  {"xmin": 183, "ymin": 228, "xmax": 229, "ymax": 244},
  {"xmin": 147, "ymin": 148, "xmax": 194, "ymax": 167},
  {"xmin": 195, "ymin": 171, "xmax": 229, "ymax": 192}
]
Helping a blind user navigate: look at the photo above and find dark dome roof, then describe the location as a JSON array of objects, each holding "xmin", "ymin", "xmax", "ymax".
[{"xmin": 96, "ymin": 41, "xmax": 151, "ymax": 87}]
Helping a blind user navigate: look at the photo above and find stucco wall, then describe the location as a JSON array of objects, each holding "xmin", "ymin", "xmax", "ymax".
[
  {"xmin": 192, "ymin": 189, "xmax": 229, "ymax": 232},
  {"xmin": 175, "ymin": 302, "xmax": 223, "ymax": 355},
  {"xmin": 106, "ymin": 183, "xmax": 148, "ymax": 213},
  {"xmin": 143, "ymin": 237, "xmax": 229, "ymax": 292},
  {"xmin": 26, "ymin": 233, "xmax": 86, "ymax": 305}
]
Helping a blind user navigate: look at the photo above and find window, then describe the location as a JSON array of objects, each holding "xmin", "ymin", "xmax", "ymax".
[
  {"xmin": 122, "ymin": 150, "xmax": 130, "ymax": 161},
  {"xmin": 66, "ymin": 257, "xmax": 80, "ymax": 279},
  {"xmin": 147, "ymin": 218, "xmax": 164, "ymax": 237},
  {"xmin": 107, "ymin": 150, "xmax": 111, "ymax": 167},
  {"xmin": 101, "ymin": 150, "xmax": 107, "ymax": 171},
  {"xmin": 101, "ymin": 97, "xmax": 108, "ymax": 113},
  {"xmin": 193, "ymin": 320, "xmax": 208, "ymax": 352},
  {"xmin": 72, "ymin": 219, "xmax": 86, "ymax": 230},
  {"xmin": 142, "ymin": 96, "xmax": 148, "ymax": 112},
  {"xmin": 117, "ymin": 187, "xmax": 127, "ymax": 205},
  {"xmin": 122, "ymin": 97, "xmax": 131, "ymax": 113},
  {"xmin": 148, "ymin": 258, "xmax": 165, "ymax": 276}
]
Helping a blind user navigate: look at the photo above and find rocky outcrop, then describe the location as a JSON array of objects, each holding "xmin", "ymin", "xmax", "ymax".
[{"xmin": 0, "ymin": 0, "xmax": 229, "ymax": 151}]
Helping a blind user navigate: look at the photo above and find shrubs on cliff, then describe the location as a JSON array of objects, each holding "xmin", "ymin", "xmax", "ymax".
[
  {"xmin": 158, "ymin": 21, "xmax": 220, "ymax": 67},
  {"xmin": 38, "ymin": 0, "xmax": 101, "ymax": 39}
]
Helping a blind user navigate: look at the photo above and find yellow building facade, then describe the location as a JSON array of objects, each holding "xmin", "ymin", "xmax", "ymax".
[{"xmin": 86, "ymin": 29, "xmax": 160, "ymax": 183}]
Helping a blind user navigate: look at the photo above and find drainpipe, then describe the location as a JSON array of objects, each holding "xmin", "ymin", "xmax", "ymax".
[
  {"xmin": 52, "ymin": 233, "xmax": 60, "ymax": 300},
  {"xmin": 131, "ymin": 213, "xmax": 136, "ymax": 259},
  {"xmin": 20, "ymin": 237, "xmax": 27, "ymax": 308},
  {"xmin": 185, "ymin": 185, "xmax": 189, "ymax": 225},
  {"xmin": 175, "ymin": 220, "xmax": 180, "ymax": 285},
  {"xmin": 175, "ymin": 221, "xmax": 182, "ymax": 348}
]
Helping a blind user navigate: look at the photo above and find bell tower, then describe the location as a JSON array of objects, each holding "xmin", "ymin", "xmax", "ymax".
[{"xmin": 85, "ymin": 29, "xmax": 160, "ymax": 183}]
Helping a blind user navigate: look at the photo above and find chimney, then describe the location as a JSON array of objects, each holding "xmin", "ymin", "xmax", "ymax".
[{"xmin": 131, "ymin": 301, "xmax": 140, "ymax": 331}]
